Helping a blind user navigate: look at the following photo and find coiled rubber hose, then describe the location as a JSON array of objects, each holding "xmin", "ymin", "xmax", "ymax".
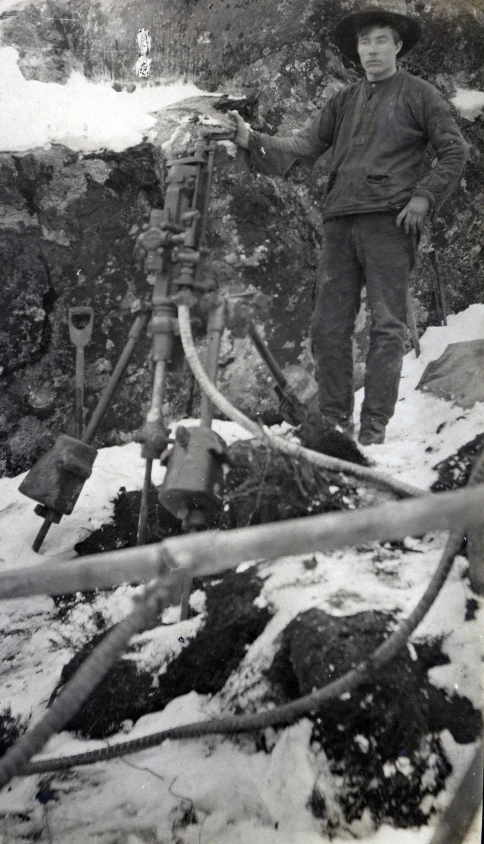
[
  {"xmin": 20, "ymin": 522, "xmax": 462, "ymax": 775},
  {"xmin": 177, "ymin": 305, "xmax": 424, "ymax": 500}
]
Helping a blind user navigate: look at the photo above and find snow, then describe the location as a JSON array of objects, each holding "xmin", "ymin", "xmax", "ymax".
[
  {"xmin": 354, "ymin": 304, "xmax": 484, "ymax": 490},
  {"xmin": 0, "ymin": 46, "xmax": 212, "ymax": 153},
  {"xmin": 451, "ymin": 87, "xmax": 484, "ymax": 122},
  {"xmin": 0, "ymin": 307, "xmax": 483, "ymax": 842},
  {"xmin": 0, "ymin": 32, "xmax": 483, "ymax": 838}
]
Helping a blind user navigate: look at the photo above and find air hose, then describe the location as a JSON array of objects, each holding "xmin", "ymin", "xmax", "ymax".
[
  {"xmin": 176, "ymin": 305, "xmax": 424, "ymax": 500},
  {"xmin": 17, "ymin": 522, "xmax": 462, "ymax": 776},
  {"xmin": 0, "ymin": 310, "xmax": 476, "ymax": 787}
]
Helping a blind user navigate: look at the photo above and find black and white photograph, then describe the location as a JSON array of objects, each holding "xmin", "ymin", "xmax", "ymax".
[{"xmin": 0, "ymin": 1, "xmax": 482, "ymax": 842}]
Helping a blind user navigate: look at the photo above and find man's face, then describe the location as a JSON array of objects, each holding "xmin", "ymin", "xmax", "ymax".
[{"xmin": 356, "ymin": 25, "xmax": 402, "ymax": 81}]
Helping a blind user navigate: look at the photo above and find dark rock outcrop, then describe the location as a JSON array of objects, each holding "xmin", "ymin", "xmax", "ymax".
[{"xmin": 0, "ymin": 0, "xmax": 483, "ymax": 474}]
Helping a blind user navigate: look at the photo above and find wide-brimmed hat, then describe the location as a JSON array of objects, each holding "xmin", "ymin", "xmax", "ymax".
[{"xmin": 334, "ymin": 6, "xmax": 422, "ymax": 63}]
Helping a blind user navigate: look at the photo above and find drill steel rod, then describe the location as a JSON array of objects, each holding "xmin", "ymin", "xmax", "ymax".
[
  {"xmin": 137, "ymin": 459, "xmax": 154, "ymax": 547},
  {"xmin": 137, "ymin": 361, "xmax": 168, "ymax": 546},
  {"xmin": 32, "ymin": 312, "xmax": 149, "ymax": 553},
  {"xmin": 32, "ymin": 518, "xmax": 54, "ymax": 554},
  {"xmin": 3, "ymin": 484, "xmax": 483, "ymax": 602}
]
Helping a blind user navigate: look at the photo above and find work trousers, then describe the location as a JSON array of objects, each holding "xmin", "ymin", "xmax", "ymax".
[{"xmin": 310, "ymin": 212, "xmax": 416, "ymax": 429}]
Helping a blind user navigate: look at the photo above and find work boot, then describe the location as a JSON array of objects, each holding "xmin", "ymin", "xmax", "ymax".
[
  {"xmin": 358, "ymin": 420, "xmax": 386, "ymax": 446},
  {"xmin": 297, "ymin": 410, "xmax": 366, "ymax": 465}
]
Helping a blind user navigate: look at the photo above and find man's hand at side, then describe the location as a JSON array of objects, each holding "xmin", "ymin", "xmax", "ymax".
[
  {"xmin": 228, "ymin": 110, "xmax": 251, "ymax": 149},
  {"xmin": 396, "ymin": 195, "xmax": 431, "ymax": 235}
]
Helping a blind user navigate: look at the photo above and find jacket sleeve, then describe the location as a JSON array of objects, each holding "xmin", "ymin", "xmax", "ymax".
[
  {"xmin": 247, "ymin": 90, "xmax": 343, "ymax": 176},
  {"xmin": 413, "ymin": 86, "xmax": 469, "ymax": 211}
]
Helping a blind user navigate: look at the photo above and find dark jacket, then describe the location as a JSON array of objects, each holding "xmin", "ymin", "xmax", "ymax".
[{"xmin": 248, "ymin": 69, "xmax": 468, "ymax": 221}]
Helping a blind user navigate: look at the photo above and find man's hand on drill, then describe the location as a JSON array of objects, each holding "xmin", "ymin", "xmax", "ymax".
[
  {"xmin": 227, "ymin": 110, "xmax": 251, "ymax": 149},
  {"xmin": 396, "ymin": 195, "xmax": 431, "ymax": 235}
]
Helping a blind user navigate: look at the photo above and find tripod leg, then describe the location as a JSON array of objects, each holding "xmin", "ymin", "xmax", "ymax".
[
  {"xmin": 83, "ymin": 312, "xmax": 149, "ymax": 444},
  {"xmin": 180, "ymin": 575, "xmax": 192, "ymax": 621}
]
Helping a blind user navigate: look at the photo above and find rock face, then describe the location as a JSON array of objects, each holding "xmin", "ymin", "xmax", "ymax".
[{"xmin": 1, "ymin": 0, "xmax": 483, "ymax": 474}]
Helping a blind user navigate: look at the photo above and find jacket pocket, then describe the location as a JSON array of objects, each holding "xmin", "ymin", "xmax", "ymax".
[{"xmin": 359, "ymin": 172, "xmax": 397, "ymax": 201}]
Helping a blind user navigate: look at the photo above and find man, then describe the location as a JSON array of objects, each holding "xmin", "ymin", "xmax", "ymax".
[{"xmin": 229, "ymin": 6, "xmax": 468, "ymax": 445}]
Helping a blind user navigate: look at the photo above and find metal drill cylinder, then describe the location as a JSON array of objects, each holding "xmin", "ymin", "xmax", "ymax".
[{"xmin": 158, "ymin": 426, "xmax": 227, "ymax": 522}]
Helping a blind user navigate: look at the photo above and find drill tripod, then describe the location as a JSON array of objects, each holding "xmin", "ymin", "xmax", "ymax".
[{"xmin": 20, "ymin": 132, "xmax": 231, "ymax": 558}]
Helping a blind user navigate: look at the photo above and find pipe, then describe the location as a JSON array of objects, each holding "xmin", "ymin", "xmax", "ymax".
[
  {"xmin": 177, "ymin": 305, "xmax": 424, "ymax": 500},
  {"xmin": 0, "ymin": 485, "xmax": 482, "ymax": 602},
  {"xmin": 20, "ymin": 518, "xmax": 464, "ymax": 775}
]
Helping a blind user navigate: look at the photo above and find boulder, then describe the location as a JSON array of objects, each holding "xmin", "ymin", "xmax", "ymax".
[{"xmin": 417, "ymin": 340, "xmax": 484, "ymax": 408}]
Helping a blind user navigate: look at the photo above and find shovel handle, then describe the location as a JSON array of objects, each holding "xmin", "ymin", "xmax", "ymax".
[{"xmin": 69, "ymin": 307, "xmax": 93, "ymax": 439}]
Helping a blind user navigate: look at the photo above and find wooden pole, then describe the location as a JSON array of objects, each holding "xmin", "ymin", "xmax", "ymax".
[{"xmin": 1, "ymin": 485, "xmax": 483, "ymax": 601}]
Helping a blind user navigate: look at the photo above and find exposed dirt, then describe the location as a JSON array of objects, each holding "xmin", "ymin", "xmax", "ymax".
[
  {"xmin": 49, "ymin": 568, "xmax": 271, "ymax": 740},
  {"xmin": 2, "ymin": 2, "xmax": 483, "ymax": 481},
  {"xmin": 268, "ymin": 608, "xmax": 483, "ymax": 830},
  {"xmin": 223, "ymin": 441, "xmax": 361, "ymax": 527},
  {"xmin": 0, "ymin": 708, "xmax": 25, "ymax": 757},
  {"xmin": 431, "ymin": 433, "xmax": 484, "ymax": 492},
  {"xmin": 74, "ymin": 484, "xmax": 182, "ymax": 556},
  {"xmin": 74, "ymin": 440, "xmax": 363, "ymax": 560}
]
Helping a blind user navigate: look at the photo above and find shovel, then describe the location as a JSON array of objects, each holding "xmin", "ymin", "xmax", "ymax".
[{"xmin": 68, "ymin": 306, "xmax": 94, "ymax": 439}]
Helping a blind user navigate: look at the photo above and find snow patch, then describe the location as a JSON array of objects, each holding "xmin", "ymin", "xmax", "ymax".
[
  {"xmin": 451, "ymin": 87, "xmax": 484, "ymax": 121},
  {"xmin": 0, "ymin": 307, "xmax": 484, "ymax": 842},
  {"xmin": 0, "ymin": 46, "xmax": 212, "ymax": 153}
]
